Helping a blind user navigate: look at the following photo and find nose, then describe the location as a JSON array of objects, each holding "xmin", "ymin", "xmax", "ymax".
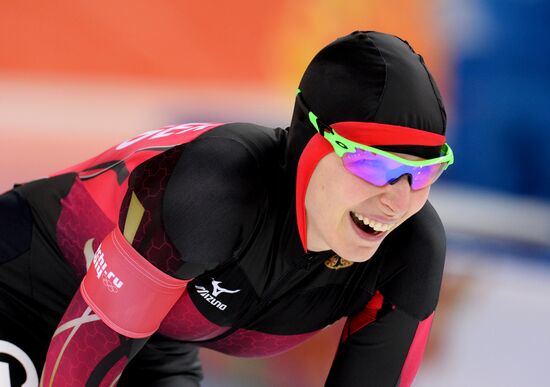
[{"xmin": 380, "ymin": 174, "xmax": 411, "ymax": 216}]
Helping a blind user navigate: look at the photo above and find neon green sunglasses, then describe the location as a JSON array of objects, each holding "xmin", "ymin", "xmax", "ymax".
[{"xmin": 296, "ymin": 89, "xmax": 454, "ymax": 190}]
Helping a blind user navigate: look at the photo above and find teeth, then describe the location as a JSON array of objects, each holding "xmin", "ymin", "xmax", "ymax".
[{"xmin": 353, "ymin": 212, "xmax": 394, "ymax": 232}]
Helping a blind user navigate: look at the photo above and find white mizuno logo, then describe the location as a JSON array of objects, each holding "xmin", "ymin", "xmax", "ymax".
[
  {"xmin": 211, "ymin": 279, "xmax": 241, "ymax": 297},
  {"xmin": 195, "ymin": 278, "xmax": 240, "ymax": 311}
]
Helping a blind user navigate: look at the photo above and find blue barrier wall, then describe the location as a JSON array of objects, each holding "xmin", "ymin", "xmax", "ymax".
[{"xmin": 445, "ymin": 0, "xmax": 550, "ymax": 200}]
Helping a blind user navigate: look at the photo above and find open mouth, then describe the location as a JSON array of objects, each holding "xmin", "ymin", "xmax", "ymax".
[
  {"xmin": 350, "ymin": 212, "xmax": 381, "ymax": 235},
  {"xmin": 350, "ymin": 211, "xmax": 394, "ymax": 236}
]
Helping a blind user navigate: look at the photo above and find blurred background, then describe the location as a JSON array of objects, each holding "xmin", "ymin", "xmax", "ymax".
[{"xmin": 1, "ymin": 1, "xmax": 549, "ymax": 386}]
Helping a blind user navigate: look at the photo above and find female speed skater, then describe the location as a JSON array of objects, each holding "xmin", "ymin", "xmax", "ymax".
[{"xmin": 0, "ymin": 31, "xmax": 453, "ymax": 386}]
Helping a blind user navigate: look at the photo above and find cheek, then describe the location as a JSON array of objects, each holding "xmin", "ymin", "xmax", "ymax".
[
  {"xmin": 305, "ymin": 153, "xmax": 373, "ymax": 226},
  {"xmin": 312, "ymin": 167, "xmax": 355, "ymax": 213},
  {"xmin": 330, "ymin": 179, "xmax": 363, "ymax": 220},
  {"xmin": 305, "ymin": 174, "xmax": 332, "ymax": 226},
  {"xmin": 410, "ymin": 186, "xmax": 431, "ymax": 214},
  {"xmin": 316, "ymin": 182, "xmax": 346, "ymax": 221}
]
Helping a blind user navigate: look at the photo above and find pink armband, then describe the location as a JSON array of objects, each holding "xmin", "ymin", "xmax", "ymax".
[{"xmin": 80, "ymin": 227, "xmax": 188, "ymax": 338}]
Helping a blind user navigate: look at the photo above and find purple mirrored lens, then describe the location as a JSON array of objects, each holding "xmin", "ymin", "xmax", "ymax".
[
  {"xmin": 409, "ymin": 164, "xmax": 445, "ymax": 190},
  {"xmin": 342, "ymin": 149, "xmax": 446, "ymax": 190}
]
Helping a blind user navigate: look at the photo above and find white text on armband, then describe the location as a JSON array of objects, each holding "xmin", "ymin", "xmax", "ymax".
[{"xmin": 93, "ymin": 244, "xmax": 124, "ymax": 292}]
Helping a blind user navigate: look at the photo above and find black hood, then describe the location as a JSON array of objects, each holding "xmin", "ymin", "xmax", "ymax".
[
  {"xmin": 287, "ymin": 30, "xmax": 447, "ymax": 165},
  {"xmin": 282, "ymin": 31, "xmax": 448, "ymax": 250}
]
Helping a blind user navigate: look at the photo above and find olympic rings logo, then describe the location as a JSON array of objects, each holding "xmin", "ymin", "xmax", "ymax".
[{"xmin": 101, "ymin": 272, "xmax": 120, "ymax": 293}]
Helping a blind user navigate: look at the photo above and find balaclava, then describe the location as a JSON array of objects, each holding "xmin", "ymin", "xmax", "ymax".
[{"xmin": 287, "ymin": 31, "xmax": 447, "ymax": 249}]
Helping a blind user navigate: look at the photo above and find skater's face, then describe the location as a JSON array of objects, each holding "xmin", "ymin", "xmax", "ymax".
[{"xmin": 305, "ymin": 151, "xmax": 430, "ymax": 262}]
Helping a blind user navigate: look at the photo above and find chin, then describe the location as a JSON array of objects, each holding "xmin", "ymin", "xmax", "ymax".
[{"xmin": 336, "ymin": 245, "xmax": 379, "ymax": 263}]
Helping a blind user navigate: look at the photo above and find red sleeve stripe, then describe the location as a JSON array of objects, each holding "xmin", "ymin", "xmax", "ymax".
[
  {"xmin": 341, "ymin": 290, "xmax": 384, "ymax": 343},
  {"xmin": 399, "ymin": 313, "xmax": 434, "ymax": 387}
]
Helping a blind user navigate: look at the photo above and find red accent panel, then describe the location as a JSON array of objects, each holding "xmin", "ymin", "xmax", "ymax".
[
  {"xmin": 81, "ymin": 227, "xmax": 188, "ymax": 338},
  {"xmin": 341, "ymin": 291, "xmax": 384, "ymax": 343},
  {"xmin": 159, "ymin": 291, "xmax": 230, "ymax": 341},
  {"xmin": 42, "ymin": 329, "xmax": 74, "ymax": 386},
  {"xmin": 201, "ymin": 328, "xmax": 318, "ymax": 358},
  {"xmin": 295, "ymin": 134, "xmax": 333, "ymax": 250},
  {"xmin": 57, "ymin": 179, "xmax": 115, "ymax": 279},
  {"xmin": 159, "ymin": 294, "xmax": 316, "ymax": 356},
  {"xmin": 42, "ymin": 292, "xmax": 125, "ymax": 387},
  {"xmin": 52, "ymin": 123, "xmax": 223, "ymax": 178},
  {"xmin": 53, "ymin": 123, "xmax": 223, "ymax": 224},
  {"xmin": 118, "ymin": 147, "xmax": 184, "ymax": 275},
  {"xmin": 331, "ymin": 122, "xmax": 446, "ymax": 146},
  {"xmin": 399, "ymin": 313, "xmax": 434, "ymax": 387}
]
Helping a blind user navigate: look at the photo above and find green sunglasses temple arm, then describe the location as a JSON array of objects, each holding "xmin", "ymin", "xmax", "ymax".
[{"xmin": 296, "ymin": 89, "xmax": 330, "ymax": 136}]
